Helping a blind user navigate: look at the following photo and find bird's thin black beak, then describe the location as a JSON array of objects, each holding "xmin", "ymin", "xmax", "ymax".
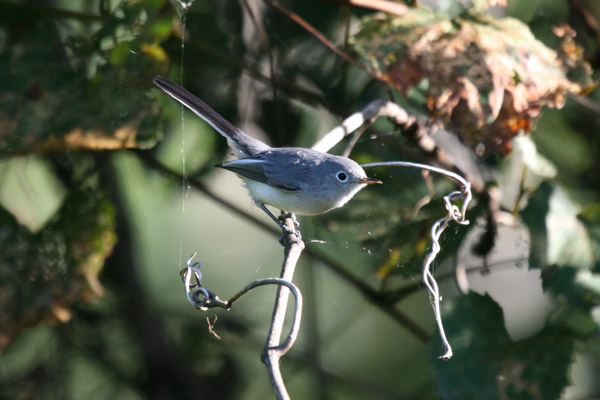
[{"xmin": 357, "ymin": 177, "xmax": 382, "ymax": 184}]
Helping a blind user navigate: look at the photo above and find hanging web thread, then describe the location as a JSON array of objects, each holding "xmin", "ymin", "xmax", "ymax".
[
  {"xmin": 169, "ymin": 0, "xmax": 195, "ymax": 274},
  {"xmin": 170, "ymin": 0, "xmax": 195, "ymax": 212}
]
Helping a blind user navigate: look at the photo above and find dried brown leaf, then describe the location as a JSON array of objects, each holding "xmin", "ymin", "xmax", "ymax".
[{"xmin": 351, "ymin": 10, "xmax": 595, "ymax": 156}]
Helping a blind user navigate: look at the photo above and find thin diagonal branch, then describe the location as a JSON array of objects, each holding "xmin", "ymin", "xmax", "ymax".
[
  {"xmin": 264, "ymin": 0, "xmax": 384, "ymax": 83},
  {"xmin": 305, "ymin": 246, "xmax": 430, "ymax": 343}
]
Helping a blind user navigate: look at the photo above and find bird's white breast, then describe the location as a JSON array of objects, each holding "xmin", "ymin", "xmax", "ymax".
[{"xmin": 242, "ymin": 179, "xmax": 366, "ymax": 216}]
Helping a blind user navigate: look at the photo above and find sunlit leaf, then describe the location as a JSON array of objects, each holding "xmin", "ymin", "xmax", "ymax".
[
  {"xmin": 512, "ymin": 135, "xmax": 557, "ymax": 179},
  {"xmin": 141, "ymin": 43, "xmax": 169, "ymax": 63},
  {"xmin": 520, "ymin": 182, "xmax": 594, "ymax": 271},
  {"xmin": 0, "ymin": 156, "xmax": 66, "ymax": 232},
  {"xmin": 376, "ymin": 247, "xmax": 402, "ymax": 279},
  {"xmin": 546, "ymin": 186, "xmax": 593, "ymax": 269}
]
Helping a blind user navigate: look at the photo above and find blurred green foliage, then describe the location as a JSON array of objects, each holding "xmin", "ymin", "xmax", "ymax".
[{"xmin": 1, "ymin": 0, "xmax": 600, "ymax": 399}]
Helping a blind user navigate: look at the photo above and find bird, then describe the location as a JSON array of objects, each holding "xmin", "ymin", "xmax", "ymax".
[{"xmin": 153, "ymin": 76, "xmax": 381, "ymax": 240}]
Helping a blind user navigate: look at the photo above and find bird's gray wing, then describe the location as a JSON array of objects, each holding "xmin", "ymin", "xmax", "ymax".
[{"xmin": 217, "ymin": 158, "xmax": 301, "ymax": 191}]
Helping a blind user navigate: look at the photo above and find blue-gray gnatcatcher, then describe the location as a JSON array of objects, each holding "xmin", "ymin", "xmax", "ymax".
[{"xmin": 154, "ymin": 76, "xmax": 382, "ymax": 237}]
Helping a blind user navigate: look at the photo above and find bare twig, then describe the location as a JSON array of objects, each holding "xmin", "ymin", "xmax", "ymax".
[
  {"xmin": 312, "ymin": 99, "xmax": 415, "ymax": 153},
  {"xmin": 179, "ymin": 225, "xmax": 305, "ymax": 400},
  {"xmin": 264, "ymin": 0, "xmax": 384, "ymax": 83},
  {"xmin": 180, "ymin": 251, "xmax": 304, "ymax": 393},
  {"xmin": 320, "ymin": 98, "xmax": 484, "ymax": 194},
  {"xmin": 341, "ymin": 124, "xmax": 368, "ymax": 158},
  {"xmin": 206, "ymin": 315, "xmax": 221, "ymax": 339},
  {"xmin": 324, "ymin": 0, "xmax": 409, "ymax": 16},
  {"xmin": 568, "ymin": 92, "xmax": 600, "ymax": 117},
  {"xmin": 311, "ymin": 98, "xmax": 485, "ymax": 196},
  {"xmin": 362, "ymin": 161, "xmax": 472, "ymax": 359},
  {"xmin": 262, "ymin": 217, "xmax": 305, "ymax": 400}
]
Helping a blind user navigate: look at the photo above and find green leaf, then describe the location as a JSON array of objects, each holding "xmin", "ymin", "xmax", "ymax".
[
  {"xmin": 433, "ymin": 292, "xmax": 574, "ymax": 400},
  {"xmin": 579, "ymin": 203, "xmax": 600, "ymax": 225},
  {"xmin": 0, "ymin": 187, "xmax": 116, "ymax": 352},
  {"xmin": 543, "ymin": 266, "xmax": 600, "ymax": 311},
  {"xmin": 433, "ymin": 293, "xmax": 511, "ymax": 400},
  {"xmin": 0, "ymin": 1, "xmax": 166, "ymax": 157},
  {"xmin": 108, "ymin": 42, "xmax": 133, "ymax": 66}
]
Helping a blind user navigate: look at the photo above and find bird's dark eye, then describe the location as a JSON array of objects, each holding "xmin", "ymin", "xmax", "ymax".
[{"xmin": 336, "ymin": 171, "xmax": 348, "ymax": 182}]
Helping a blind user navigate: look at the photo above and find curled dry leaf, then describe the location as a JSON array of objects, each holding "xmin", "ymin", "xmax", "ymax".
[{"xmin": 351, "ymin": 9, "xmax": 594, "ymax": 156}]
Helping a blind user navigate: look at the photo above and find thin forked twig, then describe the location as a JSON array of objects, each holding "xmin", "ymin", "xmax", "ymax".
[{"xmin": 180, "ymin": 252, "xmax": 303, "ymax": 357}]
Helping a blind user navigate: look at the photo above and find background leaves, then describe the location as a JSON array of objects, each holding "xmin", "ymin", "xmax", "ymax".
[{"xmin": 1, "ymin": 0, "xmax": 600, "ymax": 399}]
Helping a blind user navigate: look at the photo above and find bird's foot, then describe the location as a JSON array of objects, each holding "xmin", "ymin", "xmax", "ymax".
[{"xmin": 278, "ymin": 213, "xmax": 302, "ymax": 245}]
